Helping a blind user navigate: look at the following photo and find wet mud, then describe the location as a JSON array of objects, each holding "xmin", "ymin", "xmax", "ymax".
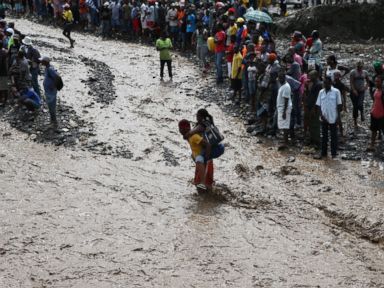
[
  {"xmin": 80, "ymin": 56, "xmax": 117, "ymax": 105},
  {"xmin": 0, "ymin": 101, "xmax": 92, "ymax": 146},
  {"xmin": 0, "ymin": 18, "xmax": 383, "ymax": 287}
]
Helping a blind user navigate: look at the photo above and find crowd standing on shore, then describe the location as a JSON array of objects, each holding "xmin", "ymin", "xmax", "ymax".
[{"xmin": 0, "ymin": 0, "xmax": 383, "ymax": 160}]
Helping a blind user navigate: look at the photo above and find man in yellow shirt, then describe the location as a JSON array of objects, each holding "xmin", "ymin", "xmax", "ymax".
[
  {"xmin": 62, "ymin": 4, "xmax": 75, "ymax": 48},
  {"xmin": 231, "ymin": 45, "xmax": 243, "ymax": 105},
  {"xmin": 178, "ymin": 119, "xmax": 211, "ymax": 192}
]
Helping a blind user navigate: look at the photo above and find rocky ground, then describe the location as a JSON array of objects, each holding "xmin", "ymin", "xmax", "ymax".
[{"xmin": 0, "ymin": 17, "xmax": 383, "ymax": 288}]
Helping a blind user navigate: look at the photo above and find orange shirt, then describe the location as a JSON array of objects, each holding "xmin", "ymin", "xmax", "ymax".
[
  {"xmin": 79, "ymin": 0, "xmax": 88, "ymax": 14},
  {"xmin": 177, "ymin": 10, "xmax": 185, "ymax": 27}
]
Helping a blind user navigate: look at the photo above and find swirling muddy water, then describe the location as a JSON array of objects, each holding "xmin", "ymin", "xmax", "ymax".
[{"xmin": 0, "ymin": 19, "xmax": 383, "ymax": 287}]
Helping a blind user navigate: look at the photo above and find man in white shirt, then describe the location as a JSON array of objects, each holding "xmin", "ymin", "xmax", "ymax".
[
  {"xmin": 315, "ymin": 76, "xmax": 342, "ymax": 159},
  {"xmin": 140, "ymin": 2, "xmax": 149, "ymax": 33},
  {"xmin": 276, "ymin": 70, "xmax": 292, "ymax": 149},
  {"xmin": 166, "ymin": 4, "xmax": 178, "ymax": 46}
]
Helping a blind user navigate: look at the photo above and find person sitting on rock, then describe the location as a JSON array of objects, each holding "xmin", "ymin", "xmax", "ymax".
[{"xmin": 9, "ymin": 50, "xmax": 32, "ymax": 101}]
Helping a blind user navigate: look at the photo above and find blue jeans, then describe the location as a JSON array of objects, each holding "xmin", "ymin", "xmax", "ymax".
[
  {"xmin": 215, "ymin": 51, "xmax": 224, "ymax": 82},
  {"xmin": 111, "ymin": 18, "xmax": 120, "ymax": 30},
  {"xmin": 30, "ymin": 67, "xmax": 41, "ymax": 97},
  {"xmin": 45, "ymin": 90, "xmax": 57, "ymax": 122},
  {"xmin": 248, "ymin": 79, "xmax": 256, "ymax": 102},
  {"xmin": 34, "ymin": 0, "xmax": 42, "ymax": 16},
  {"xmin": 90, "ymin": 8, "xmax": 100, "ymax": 27}
]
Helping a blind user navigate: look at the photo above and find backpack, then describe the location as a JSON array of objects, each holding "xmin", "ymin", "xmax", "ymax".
[{"xmin": 203, "ymin": 120, "xmax": 224, "ymax": 146}]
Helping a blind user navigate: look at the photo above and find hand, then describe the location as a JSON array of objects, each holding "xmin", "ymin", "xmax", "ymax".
[
  {"xmin": 321, "ymin": 115, "xmax": 327, "ymax": 123},
  {"xmin": 352, "ymin": 89, "xmax": 357, "ymax": 96}
]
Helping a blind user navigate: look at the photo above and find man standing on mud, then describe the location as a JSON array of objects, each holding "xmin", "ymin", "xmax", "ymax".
[
  {"xmin": 22, "ymin": 36, "xmax": 42, "ymax": 98},
  {"xmin": 41, "ymin": 56, "xmax": 59, "ymax": 128},
  {"xmin": 214, "ymin": 23, "xmax": 226, "ymax": 84},
  {"xmin": 350, "ymin": 61, "xmax": 369, "ymax": 129},
  {"xmin": 315, "ymin": 76, "xmax": 342, "ymax": 159},
  {"xmin": 276, "ymin": 70, "xmax": 292, "ymax": 149},
  {"xmin": 156, "ymin": 32, "xmax": 173, "ymax": 81}
]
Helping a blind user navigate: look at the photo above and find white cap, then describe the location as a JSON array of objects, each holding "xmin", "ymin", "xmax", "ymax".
[
  {"xmin": 6, "ymin": 28, "xmax": 14, "ymax": 35},
  {"xmin": 22, "ymin": 36, "xmax": 33, "ymax": 46}
]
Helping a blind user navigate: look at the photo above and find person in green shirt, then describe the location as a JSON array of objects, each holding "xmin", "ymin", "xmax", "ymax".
[{"xmin": 155, "ymin": 32, "xmax": 173, "ymax": 81}]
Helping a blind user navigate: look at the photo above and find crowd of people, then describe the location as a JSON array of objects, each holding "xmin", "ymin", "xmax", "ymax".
[
  {"xmin": 0, "ymin": 0, "xmax": 383, "ymax": 159},
  {"xmin": 0, "ymin": 19, "xmax": 61, "ymax": 128}
]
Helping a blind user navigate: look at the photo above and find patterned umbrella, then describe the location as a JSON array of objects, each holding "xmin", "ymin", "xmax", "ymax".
[{"xmin": 244, "ymin": 10, "xmax": 273, "ymax": 24}]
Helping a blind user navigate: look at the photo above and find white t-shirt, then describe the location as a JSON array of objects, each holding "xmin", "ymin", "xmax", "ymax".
[
  {"xmin": 325, "ymin": 66, "xmax": 340, "ymax": 83},
  {"xmin": 247, "ymin": 66, "xmax": 257, "ymax": 81},
  {"xmin": 147, "ymin": 5, "xmax": 155, "ymax": 22},
  {"xmin": 316, "ymin": 86, "xmax": 342, "ymax": 124},
  {"xmin": 166, "ymin": 9, "xmax": 178, "ymax": 27},
  {"xmin": 140, "ymin": 4, "xmax": 148, "ymax": 21},
  {"xmin": 276, "ymin": 82, "xmax": 292, "ymax": 113}
]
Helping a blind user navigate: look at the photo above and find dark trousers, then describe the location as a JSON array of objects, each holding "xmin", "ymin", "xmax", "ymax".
[
  {"xmin": 63, "ymin": 23, "xmax": 73, "ymax": 39},
  {"xmin": 160, "ymin": 60, "xmax": 172, "ymax": 78},
  {"xmin": 321, "ymin": 122, "xmax": 338, "ymax": 157},
  {"xmin": 290, "ymin": 90, "xmax": 302, "ymax": 128},
  {"xmin": 350, "ymin": 91, "xmax": 365, "ymax": 120}
]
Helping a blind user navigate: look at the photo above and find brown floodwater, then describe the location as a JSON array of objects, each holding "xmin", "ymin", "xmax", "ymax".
[{"xmin": 0, "ymin": 19, "xmax": 383, "ymax": 287}]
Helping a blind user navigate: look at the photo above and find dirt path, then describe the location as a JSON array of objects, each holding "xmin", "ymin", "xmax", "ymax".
[{"xmin": 0, "ymin": 19, "xmax": 383, "ymax": 287}]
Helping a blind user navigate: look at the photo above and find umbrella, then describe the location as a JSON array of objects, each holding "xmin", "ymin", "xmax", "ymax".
[{"xmin": 244, "ymin": 10, "xmax": 273, "ymax": 24}]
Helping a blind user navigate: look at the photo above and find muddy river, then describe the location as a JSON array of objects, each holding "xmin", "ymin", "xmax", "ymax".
[{"xmin": 0, "ymin": 19, "xmax": 383, "ymax": 287}]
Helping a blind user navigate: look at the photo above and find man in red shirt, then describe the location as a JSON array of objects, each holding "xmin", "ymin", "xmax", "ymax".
[{"xmin": 214, "ymin": 23, "xmax": 226, "ymax": 84}]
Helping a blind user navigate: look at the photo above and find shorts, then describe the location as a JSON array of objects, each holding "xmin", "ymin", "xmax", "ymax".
[
  {"xmin": 63, "ymin": 23, "xmax": 73, "ymax": 33},
  {"xmin": 195, "ymin": 144, "xmax": 224, "ymax": 164},
  {"xmin": 231, "ymin": 79, "xmax": 242, "ymax": 91},
  {"xmin": 278, "ymin": 109, "xmax": 292, "ymax": 130},
  {"xmin": 370, "ymin": 115, "xmax": 384, "ymax": 131}
]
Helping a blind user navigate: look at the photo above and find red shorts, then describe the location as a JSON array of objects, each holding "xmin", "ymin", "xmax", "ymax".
[
  {"xmin": 194, "ymin": 160, "xmax": 214, "ymax": 188},
  {"xmin": 133, "ymin": 18, "xmax": 140, "ymax": 32}
]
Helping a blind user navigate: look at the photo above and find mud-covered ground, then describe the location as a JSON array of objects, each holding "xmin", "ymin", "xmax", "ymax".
[{"xmin": 0, "ymin": 19, "xmax": 383, "ymax": 287}]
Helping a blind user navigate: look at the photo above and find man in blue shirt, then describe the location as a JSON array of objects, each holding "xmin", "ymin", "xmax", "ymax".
[
  {"xmin": 40, "ymin": 56, "xmax": 59, "ymax": 128},
  {"xmin": 186, "ymin": 6, "xmax": 196, "ymax": 50}
]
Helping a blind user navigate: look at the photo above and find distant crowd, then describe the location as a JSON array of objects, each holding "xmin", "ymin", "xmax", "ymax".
[{"xmin": 0, "ymin": 0, "xmax": 383, "ymax": 158}]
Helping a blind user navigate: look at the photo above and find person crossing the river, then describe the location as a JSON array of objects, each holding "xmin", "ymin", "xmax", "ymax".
[
  {"xmin": 179, "ymin": 119, "xmax": 212, "ymax": 193},
  {"xmin": 62, "ymin": 4, "xmax": 75, "ymax": 48}
]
